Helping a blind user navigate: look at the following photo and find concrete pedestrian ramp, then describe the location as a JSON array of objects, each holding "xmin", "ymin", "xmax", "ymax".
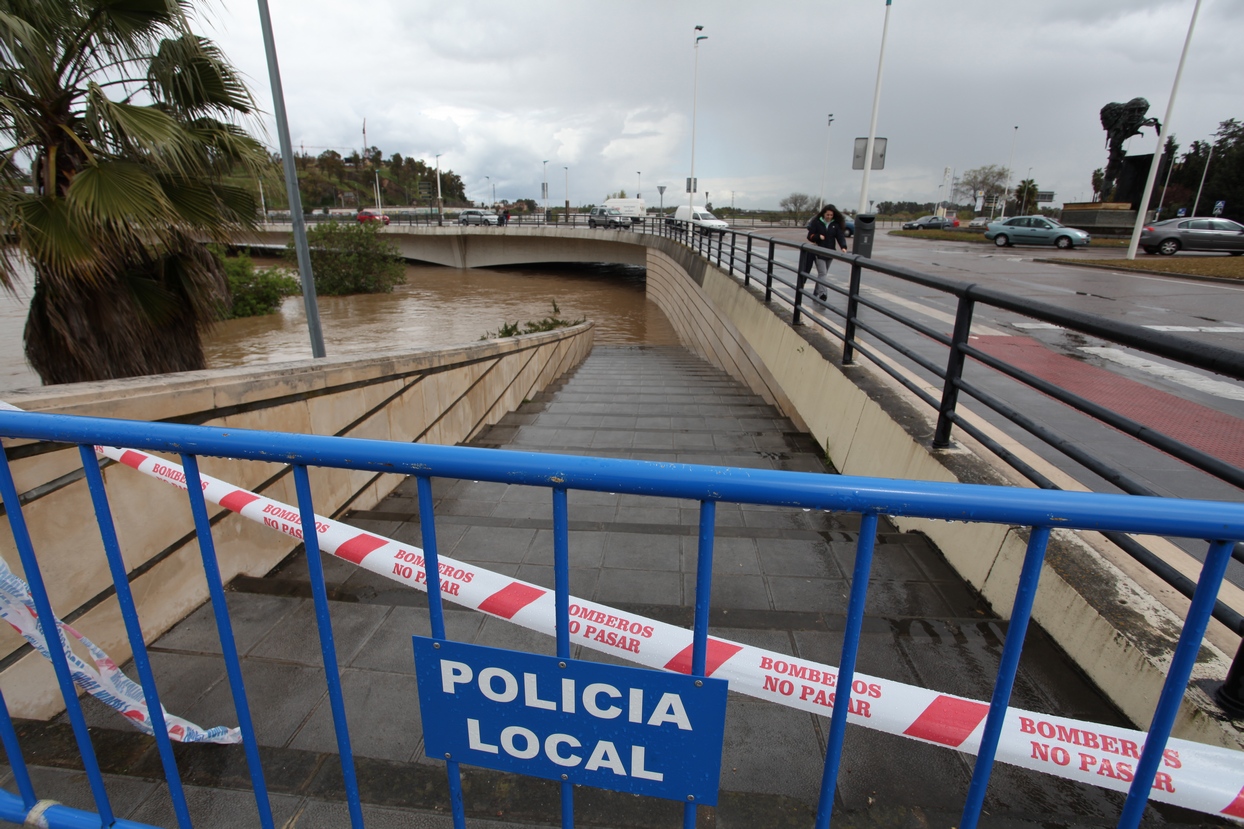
[{"xmin": 17, "ymin": 346, "xmax": 1223, "ymax": 828}]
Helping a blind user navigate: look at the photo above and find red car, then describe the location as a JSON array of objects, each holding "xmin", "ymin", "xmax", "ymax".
[{"xmin": 357, "ymin": 210, "xmax": 390, "ymax": 226}]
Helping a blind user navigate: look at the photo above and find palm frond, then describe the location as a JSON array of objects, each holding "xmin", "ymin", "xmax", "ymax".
[{"xmin": 67, "ymin": 159, "xmax": 173, "ymax": 223}]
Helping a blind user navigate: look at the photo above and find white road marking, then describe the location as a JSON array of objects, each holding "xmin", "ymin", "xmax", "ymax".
[
  {"xmin": 1012, "ymin": 322, "xmax": 1062, "ymax": 330},
  {"xmin": 1143, "ymin": 325, "xmax": 1244, "ymax": 333},
  {"xmin": 1080, "ymin": 347, "xmax": 1244, "ymax": 401},
  {"xmin": 860, "ymin": 286, "xmax": 1011, "ymax": 337}
]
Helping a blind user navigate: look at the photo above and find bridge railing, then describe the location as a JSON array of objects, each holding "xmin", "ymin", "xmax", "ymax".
[
  {"xmin": 636, "ymin": 216, "xmax": 1244, "ymax": 710},
  {"xmin": 1, "ymin": 411, "xmax": 1241, "ymax": 828}
]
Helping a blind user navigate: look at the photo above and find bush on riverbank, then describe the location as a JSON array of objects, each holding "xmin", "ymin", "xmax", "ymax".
[
  {"xmin": 289, "ymin": 222, "xmax": 405, "ymax": 295},
  {"xmin": 481, "ymin": 302, "xmax": 585, "ymax": 340},
  {"xmin": 213, "ymin": 248, "xmax": 300, "ymax": 319}
]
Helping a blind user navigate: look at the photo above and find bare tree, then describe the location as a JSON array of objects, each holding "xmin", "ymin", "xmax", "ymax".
[
  {"xmin": 780, "ymin": 193, "xmax": 815, "ymax": 217},
  {"xmin": 955, "ymin": 165, "xmax": 1011, "ymax": 209}
]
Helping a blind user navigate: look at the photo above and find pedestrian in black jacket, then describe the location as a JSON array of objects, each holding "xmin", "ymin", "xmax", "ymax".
[{"xmin": 805, "ymin": 204, "xmax": 848, "ymax": 301}]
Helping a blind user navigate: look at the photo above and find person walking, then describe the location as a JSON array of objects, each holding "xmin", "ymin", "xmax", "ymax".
[{"xmin": 805, "ymin": 204, "xmax": 848, "ymax": 301}]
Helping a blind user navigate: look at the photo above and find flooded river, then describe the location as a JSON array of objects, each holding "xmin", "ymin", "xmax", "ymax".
[{"xmin": 0, "ymin": 260, "xmax": 679, "ymax": 394}]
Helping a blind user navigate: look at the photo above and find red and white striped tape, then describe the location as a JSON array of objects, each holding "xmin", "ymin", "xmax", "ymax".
[{"xmin": 86, "ymin": 443, "xmax": 1244, "ymax": 819}]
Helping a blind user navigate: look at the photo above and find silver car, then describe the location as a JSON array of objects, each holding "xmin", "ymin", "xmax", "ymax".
[
  {"xmin": 985, "ymin": 216, "xmax": 1090, "ymax": 249},
  {"xmin": 459, "ymin": 209, "xmax": 499, "ymax": 226},
  {"xmin": 1140, "ymin": 217, "xmax": 1244, "ymax": 255}
]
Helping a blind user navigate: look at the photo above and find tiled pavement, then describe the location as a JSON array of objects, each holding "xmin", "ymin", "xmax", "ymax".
[{"xmin": 3, "ymin": 346, "xmax": 1223, "ymax": 828}]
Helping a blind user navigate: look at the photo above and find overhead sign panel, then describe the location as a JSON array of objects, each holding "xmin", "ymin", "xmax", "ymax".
[
  {"xmin": 852, "ymin": 137, "xmax": 887, "ymax": 170},
  {"xmin": 1036, "ymin": 191, "xmax": 1055, "ymax": 203},
  {"xmin": 413, "ymin": 637, "xmax": 729, "ymax": 804}
]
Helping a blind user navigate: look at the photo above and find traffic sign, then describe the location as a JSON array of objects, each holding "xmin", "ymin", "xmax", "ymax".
[
  {"xmin": 414, "ymin": 637, "xmax": 729, "ymax": 804},
  {"xmin": 1214, "ymin": 200, "xmax": 1226, "ymax": 216},
  {"xmin": 1177, "ymin": 208, "xmax": 1186, "ymax": 217},
  {"xmin": 852, "ymin": 138, "xmax": 887, "ymax": 170}
]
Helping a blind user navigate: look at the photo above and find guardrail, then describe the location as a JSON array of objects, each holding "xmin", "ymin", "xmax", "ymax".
[
  {"xmin": 1, "ymin": 411, "xmax": 1242, "ymax": 828},
  {"xmin": 631, "ymin": 215, "xmax": 1244, "ymax": 713}
]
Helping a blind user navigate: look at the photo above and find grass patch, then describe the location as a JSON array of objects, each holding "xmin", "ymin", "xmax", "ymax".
[
  {"xmin": 1065, "ymin": 256, "xmax": 1244, "ymax": 280},
  {"xmin": 886, "ymin": 229, "xmax": 1130, "ymax": 247}
]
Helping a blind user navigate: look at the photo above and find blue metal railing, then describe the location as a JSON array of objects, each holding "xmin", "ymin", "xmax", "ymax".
[{"xmin": 2, "ymin": 410, "xmax": 1242, "ymax": 828}]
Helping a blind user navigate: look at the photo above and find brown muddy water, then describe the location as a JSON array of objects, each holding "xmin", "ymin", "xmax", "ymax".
[{"xmin": 0, "ymin": 260, "xmax": 679, "ymax": 394}]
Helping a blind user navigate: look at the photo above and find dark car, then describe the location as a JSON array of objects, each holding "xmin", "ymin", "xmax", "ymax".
[
  {"xmin": 1140, "ymin": 217, "xmax": 1244, "ymax": 255},
  {"xmin": 902, "ymin": 215, "xmax": 952, "ymax": 231},
  {"xmin": 357, "ymin": 210, "xmax": 390, "ymax": 226},
  {"xmin": 844, "ymin": 219, "xmax": 855, "ymax": 238}
]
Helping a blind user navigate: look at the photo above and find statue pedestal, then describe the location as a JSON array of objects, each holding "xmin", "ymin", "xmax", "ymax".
[{"xmin": 1060, "ymin": 202, "xmax": 1145, "ymax": 237}]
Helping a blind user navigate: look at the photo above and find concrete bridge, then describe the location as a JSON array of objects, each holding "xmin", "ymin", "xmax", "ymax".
[{"xmin": 2, "ymin": 223, "xmax": 1241, "ymax": 825}]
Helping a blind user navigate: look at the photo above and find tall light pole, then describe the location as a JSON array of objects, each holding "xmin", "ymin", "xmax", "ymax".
[
  {"xmin": 1000, "ymin": 125, "xmax": 1018, "ymax": 219},
  {"xmin": 857, "ymin": 1, "xmax": 891, "ymax": 215},
  {"xmin": 1020, "ymin": 166, "xmax": 1033, "ymax": 215},
  {"xmin": 257, "ymin": 0, "xmax": 324, "ymax": 360},
  {"xmin": 690, "ymin": 25, "xmax": 707, "ymax": 213},
  {"xmin": 636, "ymin": 171, "xmax": 641, "ymax": 199},
  {"xmin": 435, "ymin": 153, "xmax": 443, "ymax": 226},
  {"xmin": 542, "ymin": 159, "xmax": 549, "ymax": 221},
  {"xmin": 818, "ymin": 114, "xmax": 834, "ymax": 209},
  {"xmin": 1126, "ymin": 0, "xmax": 1203, "ymax": 260},
  {"xmin": 485, "ymin": 175, "xmax": 492, "ymax": 206},
  {"xmin": 1192, "ymin": 140, "xmax": 1215, "ymax": 217},
  {"xmin": 564, "ymin": 166, "xmax": 569, "ymax": 212}
]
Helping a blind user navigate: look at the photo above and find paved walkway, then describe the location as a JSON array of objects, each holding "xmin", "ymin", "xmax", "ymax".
[{"xmin": 4, "ymin": 346, "xmax": 1221, "ymax": 828}]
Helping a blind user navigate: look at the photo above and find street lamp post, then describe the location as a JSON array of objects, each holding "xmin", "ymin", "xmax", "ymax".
[
  {"xmin": 1192, "ymin": 141, "xmax": 1215, "ymax": 218},
  {"xmin": 637, "ymin": 171, "xmax": 641, "ymax": 200},
  {"xmin": 435, "ymin": 153, "xmax": 443, "ymax": 226},
  {"xmin": 1126, "ymin": 0, "xmax": 1203, "ymax": 260},
  {"xmin": 564, "ymin": 166, "xmax": 569, "ymax": 213},
  {"xmin": 485, "ymin": 175, "xmax": 492, "ymax": 207},
  {"xmin": 542, "ymin": 159, "xmax": 549, "ymax": 223},
  {"xmin": 690, "ymin": 25, "xmax": 707, "ymax": 213},
  {"xmin": 857, "ymin": 0, "xmax": 892, "ymax": 215},
  {"xmin": 1000, "ymin": 126, "xmax": 1018, "ymax": 219},
  {"xmin": 818, "ymin": 114, "xmax": 834, "ymax": 209},
  {"xmin": 1020, "ymin": 166, "xmax": 1033, "ymax": 215}
]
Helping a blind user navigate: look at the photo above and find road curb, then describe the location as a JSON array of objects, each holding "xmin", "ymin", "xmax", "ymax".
[{"xmin": 1033, "ymin": 257, "xmax": 1244, "ymax": 285}]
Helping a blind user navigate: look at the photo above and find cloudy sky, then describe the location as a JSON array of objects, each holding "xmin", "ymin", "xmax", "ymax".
[{"xmin": 201, "ymin": 0, "xmax": 1241, "ymax": 212}]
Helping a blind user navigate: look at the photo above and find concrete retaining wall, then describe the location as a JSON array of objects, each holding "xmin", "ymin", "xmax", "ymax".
[
  {"xmin": 643, "ymin": 240, "xmax": 1242, "ymax": 750},
  {"xmin": 0, "ymin": 324, "xmax": 593, "ymax": 718}
]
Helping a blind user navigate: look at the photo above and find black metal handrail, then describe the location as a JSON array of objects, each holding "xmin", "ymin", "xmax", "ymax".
[{"xmin": 634, "ymin": 215, "xmax": 1244, "ymax": 713}]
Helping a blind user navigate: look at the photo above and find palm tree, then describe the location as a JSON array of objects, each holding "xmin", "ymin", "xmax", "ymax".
[
  {"xmin": 0, "ymin": 0, "xmax": 267, "ymax": 384},
  {"xmin": 1013, "ymin": 178, "xmax": 1039, "ymax": 216}
]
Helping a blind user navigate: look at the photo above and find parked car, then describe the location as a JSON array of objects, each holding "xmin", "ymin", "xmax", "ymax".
[
  {"xmin": 587, "ymin": 206, "xmax": 631, "ymax": 229},
  {"xmin": 670, "ymin": 204, "xmax": 729, "ymax": 234},
  {"xmin": 967, "ymin": 217, "xmax": 991, "ymax": 229},
  {"xmin": 844, "ymin": 218, "xmax": 855, "ymax": 238},
  {"xmin": 357, "ymin": 210, "xmax": 390, "ymax": 226},
  {"xmin": 459, "ymin": 209, "xmax": 499, "ymax": 226},
  {"xmin": 984, "ymin": 216, "xmax": 1090, "ymax": 249},
  {"xmin": 1140, "ymin": 217, "xmax": 1244, "ymax": 255},
  {"xmin": 901, "ymin": 215, "xmax": 952, "ymax": 231}
]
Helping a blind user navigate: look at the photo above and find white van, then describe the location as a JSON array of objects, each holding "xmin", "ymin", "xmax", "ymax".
[
  {"xmin": 672, "ymin": 204, "xmax": 729, "ymax": 233},
  {"xmin": 603, "ymin": 198, "xmax": 647, "ymax": 224}
]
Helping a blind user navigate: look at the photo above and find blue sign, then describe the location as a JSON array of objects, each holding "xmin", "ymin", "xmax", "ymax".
[
  {"xmin": 1177, "ymin": 207, "xmax": 1186, "ymax": 217},
  {"xmin": 413, "ymin": 637, "xmax": 729, "ymax": 804},
  {"xmin": 1214, "ymin": 200, "xmax": 1226, "ymax": 216}
]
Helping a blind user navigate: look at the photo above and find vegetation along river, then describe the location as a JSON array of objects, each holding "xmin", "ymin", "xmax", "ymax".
[{"xmin": 0, "ymin": 261, "xmax": 678, "ymax": 395}]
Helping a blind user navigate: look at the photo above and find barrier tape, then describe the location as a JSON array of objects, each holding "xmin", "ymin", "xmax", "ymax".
[
  {"xmin": 0, "ymin": 557, "xmax": 239, "ymax": 744},
  {"xmin": 80, "ymin": 443, "xmax": 1244, "ymax": 820}
]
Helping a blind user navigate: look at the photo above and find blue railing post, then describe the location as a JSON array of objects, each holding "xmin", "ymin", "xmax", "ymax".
[
  {"xmin": 684, "ymin": 500, "xmax": 717, "ymax": 829},
  {"xmin": 728, "ymin": 230, "xmax": 737, "ymax": 276},
  {"xmin": 180, "ymin": 454, "xmax": 276, "ymax": 829},
  {"xmin": 552, "ymin": 487, "xmax": 574, "ymax": 828},
  {"xmin": 958, "ymin": 526, "xmax": 1052, "ymax": 829},
  {"xmin": 814, "ymin": 512, "xmax": 879, "ymax": 829},
  {"xmin": 1118, "ymin": 538, "xmax": 1237, "ymax": 829},
  {"xmin": 0, "ymin": 447, "xmax": 117, "ymax": 826},
  {"xmin": 416, "ymin": 475, "xmax": 468, "ymax": 829},
  {"xmin": 78, "ymin": 446, "xmax": 194, "ymax": 829},
  {"xmin": 933, "ymin": 287, "xmax": 978, "ymax": 448},
  {"xmin": 292, "ymin": 464, "xmax": 365, "ymax": 829}
]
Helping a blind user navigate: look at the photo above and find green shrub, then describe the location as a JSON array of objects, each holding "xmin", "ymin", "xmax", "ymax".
[
  {"xmin": 290, "ymin": 221, "xmax": 405, "ymax": 295},
  {"xmin": 481, "ymin": 301, "xmax": 585, "ymax": 340},
  {"xmin": 212, "ymin": 247, "xmax": 300, "ymax": 319}
]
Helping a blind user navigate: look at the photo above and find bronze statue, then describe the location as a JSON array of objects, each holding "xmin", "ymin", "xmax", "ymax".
[{"xmin": 1099, "ymin": 98, "xmax": 1161, "ymax": 201}]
